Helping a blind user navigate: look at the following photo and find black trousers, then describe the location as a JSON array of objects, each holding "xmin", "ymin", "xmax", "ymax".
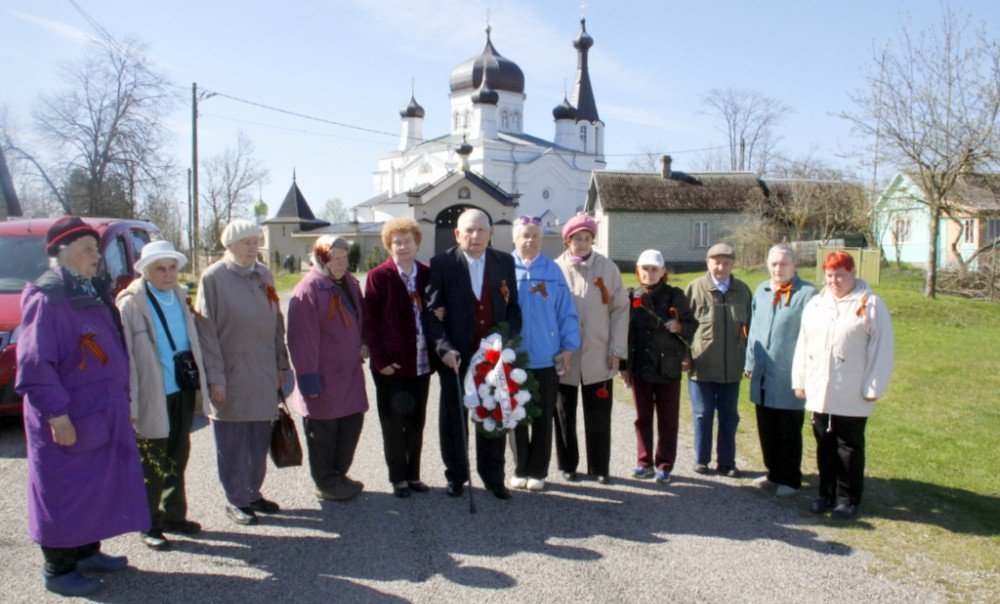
[
  {"xmin": 41, "ymin": 542, "xmax": 99, "ymax": 575},
  {"xmin": 755, "ymin": 400, "xmax": 805, "ymax": 489},
  {"xmin": 811, "ymin": 412, "xmax": 868, "ymax": 506},
  {"xmin": 303, "ymin": 413, "xmax": 365, "ymax": 491},
  {"xmin": 509, "ymin": 366, "xmax": 557, "ymax": 479},
  {"xmin": 372, "ymin": 371, "xmax": 431, "ymax": 485},
  {"xmin": 140, "ymin": 389, "xmax": 196, "ymax": 530},
  {"xmin": 554, "ymin": 379, "xmax": 614, "ymax": 477},
  {"xmin": 437, "ymin": 367, "xmax": 506, "ymax": 489}
]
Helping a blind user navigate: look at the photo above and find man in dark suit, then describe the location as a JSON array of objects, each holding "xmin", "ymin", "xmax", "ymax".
[{"xmin": 423, "ymin": 208, "xmax": 522, "ymax": 500}]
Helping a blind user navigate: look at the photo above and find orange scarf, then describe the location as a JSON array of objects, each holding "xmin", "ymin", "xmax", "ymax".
[
  {"xmin": 265, "ymin": 284, "xmax": 280, "ymax": 309},
  {"xmin": 772, "ymin": 282, "xmax": 793, "ymax": 308},
  {"xmin": 78, "ymin": 333, "xmax": 108, "ymax": 370},
  {"xmin": 594, "ymin": 277, "xmax": 609, "ymax": 305},
  {"xmin": 327, "ymin": 294, "xmax": 351, "ymax": 326}
]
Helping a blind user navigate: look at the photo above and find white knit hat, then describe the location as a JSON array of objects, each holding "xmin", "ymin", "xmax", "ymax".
[
  {"xmin": 220, "ymin": 219, "xmax": 261, "ymax": 248},
  {"xmin": 636, "ymin": 249, "xmax": 665, "ymax": 268}
]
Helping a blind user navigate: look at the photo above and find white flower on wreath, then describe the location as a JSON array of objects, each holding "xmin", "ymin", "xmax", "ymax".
[
  {"xmin": 485, "ymin": 334, "xmax": 503, "ymax": 349},
  {"xmin": 512, "ymin": 406, "xmax": 527, "ymax": 421},
  {"xmin": 483, "ymin": 417, "xmax": 497, "ymax": 432},
  {"xmin": 481, "ymin": 394, "xmax": 496, "ymax": 410},
  {"xmin": 509, "ymin": 368, "xmax": 527, "ymax": 385},
  {"xmin": 478, "ymin": 383, "xmax": 491, "ymax": 398},
  {"xmin": 464, "ymin": 395, "xmax": 479, "ymax": 410},
  {"xmin": 501, "ymin": 348, "xmax": 517, "ymax": 364},
  {"xmin": 514, "ymin": 391, "xmax": 531, "ymax": 405}
]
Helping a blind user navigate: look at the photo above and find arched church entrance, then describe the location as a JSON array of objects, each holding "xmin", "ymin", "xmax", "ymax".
[{"xmin": 434, "ymin": 204, "xmax": 492, "ymax": 254}]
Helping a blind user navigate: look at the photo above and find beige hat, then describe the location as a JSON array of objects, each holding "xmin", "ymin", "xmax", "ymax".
[
  {"xmin": 706, "ymin": 243, "xmax": 735, "ymax": 259},
  {"xmin": 636, "ymin": 249, "xmax": 665, "ymax": 268},
  {"xmin": 220, "ymin": 219, "xmax": 261, "ymax": 248}
]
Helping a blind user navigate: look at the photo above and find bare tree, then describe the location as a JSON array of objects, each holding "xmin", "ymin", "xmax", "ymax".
[
  {"xmin": 201, "ymin": 132, "xmax": 268, "ymax": 249},
  {"xmin": 840, "ymin": 8, "xmax": 1000, "ymax": 297},
  {"xmin": 32, "ymin": 37, "xmax": 176, "ymax": 217},
  {"xmin": 626, "ymin": 146, "xmax": 660, "ymax": 172},
  {"xmin": 701, "ymin": 87, "xmax": 792, "ymax": 175},
  {"xmin": 319, "ymin": 197, "xmax": 349, "ymax": 224}
]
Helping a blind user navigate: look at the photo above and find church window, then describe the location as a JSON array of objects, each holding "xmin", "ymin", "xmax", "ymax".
[
  {"xmin": 542, "ymin": 188, "xmax": 551, "ymax": 200},
  {"xmin": 595, "ymin": 127, "xmax": 600, "ymax": 153},
  {"xmin": 513, "ymin": 111, "xmax": 520, "ymax": 130},
  {"xmin": 462, "ymin": 110, "xmax": 470, "ymax": 129},
  {"xmin": 458, "ymin": 186, "xmax": 471, "ymax": 200},
  {"xmin": 579, "ymin": 125, "xmax": 587, "ymax": 149},
  {"xmin": 453, "ymin": 111, "xmax": 460, "ymax": 130},
  {"xmin": 500, "ymin": 110, "xmax": 509, "ymax": 129}
]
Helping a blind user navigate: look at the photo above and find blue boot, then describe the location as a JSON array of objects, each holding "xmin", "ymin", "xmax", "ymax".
[
  {"xmin": 44, "ymin": 570, "xmax": 102, "ymax": 596},
  {"xmin": 76, "ymin": 551, "xmax": 128, "ymax": 573}
]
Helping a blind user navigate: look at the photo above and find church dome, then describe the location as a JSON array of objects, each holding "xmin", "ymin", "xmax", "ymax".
[
  {"xmin": 449, "ymin": 26, "xmax": 525, "ymax": 94},
  {"xmin": 552, "ymin": 95, "xmax": 577, "ymax": 120},
  {"xmin": 399, "ymin": 94, "xmax": 425, "ymax": 118},
  {"xmin": 573, "ymin": 18, "xmax": 594, "ymax": 50}
]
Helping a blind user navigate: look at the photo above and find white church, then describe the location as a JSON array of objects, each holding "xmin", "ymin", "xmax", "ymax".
[{"xmin": 270, "ymin": 18, "xmax": 607, "ymax": 262}]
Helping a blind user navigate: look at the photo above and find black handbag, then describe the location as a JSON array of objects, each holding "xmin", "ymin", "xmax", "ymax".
[
  {"xmin": 146, "ymin": 283, "xmax": 201, "ymax": 391},
  {"xmin": 270, "ymin": 391, "xmax": 303, "ymax": 468}
]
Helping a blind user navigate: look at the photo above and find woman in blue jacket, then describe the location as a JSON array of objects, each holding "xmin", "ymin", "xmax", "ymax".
[
  {"xmin": 508, "ymin": 216, "xmax": 580, "ymax": 491},
  {"xmin": 744, "ymin": 244, "xmax": 818, "ymax": 496}
]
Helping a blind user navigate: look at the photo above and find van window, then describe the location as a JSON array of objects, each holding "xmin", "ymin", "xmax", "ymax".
[
  {"xmin": 128, "ymin": 229, "xmax": 152, "ymax": 258},
  {"xmin": 0, "ymin": 236, "xmax": 48, "ymax": 293},
  {"xmin": 102, "ymin": 236, "xmax": 129, "ymax": 278}
]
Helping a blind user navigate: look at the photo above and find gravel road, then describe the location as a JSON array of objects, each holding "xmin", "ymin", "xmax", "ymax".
[{"xmin": 0, "ymin": 367, "xmax": 938, "ymax": 603}]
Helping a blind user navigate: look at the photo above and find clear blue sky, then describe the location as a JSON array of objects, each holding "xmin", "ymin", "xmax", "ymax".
[{"xmin": 2, "ymin": 0, "xmax": 998, "ymax": 218}]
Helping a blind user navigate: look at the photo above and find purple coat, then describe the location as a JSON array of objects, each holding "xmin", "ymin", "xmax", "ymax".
[
  {"xmin": 287, "ymin": 267, "xmax": 368, "ymax": 420},
  {"xmin": 15, "ymin": 268, "xmax": 149, "ymax": 547}
]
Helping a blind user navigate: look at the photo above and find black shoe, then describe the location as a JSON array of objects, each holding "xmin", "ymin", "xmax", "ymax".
[
  {"xmin": 693, "ymin": 464, "xmax": 711, "ymax": 474},
  {"xmin": 44, "ymin": 571, "xmax": 102, "ymax": 597},
  {"xmin": 717, "ymin": 465, "xmax": 740, "ymax": 478},
  {"xmin": 225, "ymin": 505, "xmax": 258, "ymax": 525},
  {"xmin": 249, "ymin": 498, "xmax": 280, "ymax": 514},
  {"xmin": 561, "ymin": 471, "xmax": 578, "ymax": 482},
  {"xmin": 393, "ymin": 485, "xmax": 413, "ymax": 498},
  {"xmin": 140, "ymin": 530, "xmax": 170, "ymax": 550},
  {"xmin": 162, "ymin": 519, "xmax": 202, "ymax": 535},
  {"xmin": 596, "ymin": 475, "xmax": 611, "ymax": 485},
  {"xmin": 491, "ymin": 485, "xmax": 512, "ymax": 500},
  {"xmin": 831, "ymin": 503, "xmax": 859, "ymax": 519},
  {"xmin": 445, "ymin": 481, "xmax": 464, "ymax": 497},
  {"xmin": 76, "ymin": 551, "xmax": 128, "ymax": 573},
  {"xmin": 810, "ymin": 497, "xmax": 835, "ymax": 514},
  {"xmin": 408, "ymin": 481, "xmax": 429, "ymax": 493}
]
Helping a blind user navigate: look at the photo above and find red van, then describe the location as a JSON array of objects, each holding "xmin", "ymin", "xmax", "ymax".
[{"xmin": 0, "ymin": 217, "xmax": 161, "ymax": 415}]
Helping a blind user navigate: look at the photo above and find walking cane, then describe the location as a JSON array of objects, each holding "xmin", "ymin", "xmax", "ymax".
[{"xmin": 453, "ymin": 368, "xmax": 477, "ymax": 514}]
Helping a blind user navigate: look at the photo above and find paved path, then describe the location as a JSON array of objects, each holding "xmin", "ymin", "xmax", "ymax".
[{"xmin": 0, "ymin": 367, "xmax": 936, "ymax": 602}]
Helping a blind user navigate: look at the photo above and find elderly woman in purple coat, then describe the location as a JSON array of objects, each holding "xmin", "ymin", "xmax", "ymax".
[
  {"xmin": 15, "ymin": 217, "xmax": 149, "ymax": 597},
  {"xmin": 287, "ymin": 235, "xmax": 369, "ymax": 502}
]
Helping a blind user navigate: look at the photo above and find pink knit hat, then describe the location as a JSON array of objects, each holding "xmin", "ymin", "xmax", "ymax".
[{"xmin": 561, "ymin": 213, "xmax": 597, "ymax": 241}]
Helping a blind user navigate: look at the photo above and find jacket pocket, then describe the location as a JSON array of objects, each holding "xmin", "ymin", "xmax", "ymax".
[{"xmin": 62, "ymin": 409, "xmax": 112, "ymax": 454}]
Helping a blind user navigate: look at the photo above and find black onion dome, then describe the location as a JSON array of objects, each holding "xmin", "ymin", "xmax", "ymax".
[
  {"xmin": 457, "ymin": 136, "xmax": 473, "ymax": 156},
  {"xmin": 399, "ymin": 94, "xmax": 425, "ymax": 118},
  {"xmin": 552, "ymin": 95, "xmax": 577, "ymax": 120},
  {"xmin": 449, "ymin": 26, "xmax": 525, "ymax": 94},
  {"xmin": 573, "ymin": 18, "xmax": 594, "ymax": 50},
  {"xmin": 471, "ymin": 77, "xmax": 499, "ymax": 105}
]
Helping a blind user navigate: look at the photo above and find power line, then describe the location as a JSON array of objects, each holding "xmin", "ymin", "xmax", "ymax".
[{"xmin": 200, "ymin": 112, "xmax": 393, "ymax": 146}]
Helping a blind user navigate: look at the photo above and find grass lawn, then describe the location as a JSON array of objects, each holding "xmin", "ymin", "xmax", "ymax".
[
  {"xmin": 618, "ymin": 267, "xmax": 999, "ymax": 599},
  {"xmin": 275, "ymin": 265, "xmax": 997, "ymax": 597}
]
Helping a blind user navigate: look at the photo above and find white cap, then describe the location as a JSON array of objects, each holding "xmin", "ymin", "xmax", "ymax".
[
  {"xmin": 636, "ymin": 249, "xmax": 665, "ymax": 268},
  {"xmin": 220, "ymin": 218, "xmax": 261, "ymax": 248}
]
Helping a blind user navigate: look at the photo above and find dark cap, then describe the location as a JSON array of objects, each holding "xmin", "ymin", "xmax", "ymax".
[
  {"xmin": 706, "ymin": 242, "xmax": 735, "ymax": 259},
  {"xmin": 46, "ymin": 216, "xmax": 99, "ymax": 257}
]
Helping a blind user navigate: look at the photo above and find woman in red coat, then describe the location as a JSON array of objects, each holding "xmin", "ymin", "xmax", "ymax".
[
  {"xmin": 287, "ymin": 235, "xmax": 369, "ymax": 502},
  {"xmin": 362, "ymin": 217, "xmax": 433, "ymax": 498}
]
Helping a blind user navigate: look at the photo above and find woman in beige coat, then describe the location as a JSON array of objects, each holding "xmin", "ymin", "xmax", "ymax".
[
  {"xmin": 554, "ymin": 214, "xmax": 629, "ymax": 484},
  {"xmin": 792, "ymin": 251, "xmax": 893, "ymax": 520},
  {"xmin": 118, "ymin": 241, "xmax": 210, "ymax": 550},
  {"xmin": 196, "ymin": 219, "xmax": 290, "ymax": 526}
]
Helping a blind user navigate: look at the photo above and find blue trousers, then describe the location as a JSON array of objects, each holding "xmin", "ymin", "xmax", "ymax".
[{"xmin": 688, "ymin": 380, "xmax": 740, "ymax": 467}]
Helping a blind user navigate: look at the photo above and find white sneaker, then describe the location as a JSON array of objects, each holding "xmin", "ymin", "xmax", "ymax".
[
  {"xmin": 526, "ymin": 478, "xmax": 545, "ymax": 491},
  {"xmin": 509, "ymin": 476, "xmax": 528, "ymax": 489},
  {"xmin": 752, "ymin": 476, "xmax": 775, "ymax": 489},
  {"xmin": 776, "ymin": 485, "xmax": 799, "ymax": 497}
]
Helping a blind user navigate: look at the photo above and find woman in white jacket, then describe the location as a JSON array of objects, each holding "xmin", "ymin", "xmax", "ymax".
[{"xmin": 792, "ymin": 251, "xmax": 893, "ymax": 519}]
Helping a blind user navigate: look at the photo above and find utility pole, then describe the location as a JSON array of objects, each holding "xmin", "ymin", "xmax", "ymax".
[
  {"xmin": 186, "ymin": 167, "xmax": 192, "ymax": 254},
  {"xmin": 191, "ymin": 82, "xmax": 200, "ymax": 273}
]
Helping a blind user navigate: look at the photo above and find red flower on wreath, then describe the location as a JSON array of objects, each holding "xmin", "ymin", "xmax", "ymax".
[
  {"xmin": 595, "ymin": 386, "xmax": 610, "ymax": 399},
  {"xmin": 491, "ymin": 406, "xmax": 504, "ymax": 421},
  {"xmin": 485, "ymin": 349, "xmax": 501, "ymax": 364},
  {"xmin": 476, "ymin": 406, "xmax": 490, "ymax": 419},
  {"xmin": 631, "ymin": 297, "xmax": 642, "ymax": 309}
]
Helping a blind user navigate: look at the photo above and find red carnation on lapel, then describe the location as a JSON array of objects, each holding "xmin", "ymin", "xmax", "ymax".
[{"xmin": 595, "ymin": 386, "xmax": 610, "ymax": 399}]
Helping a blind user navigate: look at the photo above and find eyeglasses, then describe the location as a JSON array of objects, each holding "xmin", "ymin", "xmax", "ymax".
[{"xmin": 515, "ymin": 215, "xmax": 541, "ymax": 226}]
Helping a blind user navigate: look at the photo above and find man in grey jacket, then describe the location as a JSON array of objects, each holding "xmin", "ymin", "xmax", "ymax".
[{"xmin": 684, "ymin": 243, "xmax": 752, "ymax": 477}]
